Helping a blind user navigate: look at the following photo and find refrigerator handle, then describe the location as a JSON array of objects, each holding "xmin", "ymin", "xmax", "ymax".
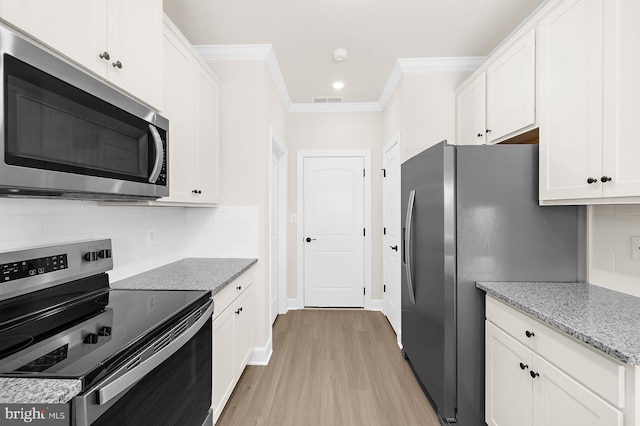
[{"xmin": 404, "ymin": 189, "xmax": 416, "ymax": 304}]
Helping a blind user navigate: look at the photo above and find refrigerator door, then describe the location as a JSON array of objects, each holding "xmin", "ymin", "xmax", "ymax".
[{"xmin": 401, "ymin": 141, "xmax": 456, "ymax": 422}]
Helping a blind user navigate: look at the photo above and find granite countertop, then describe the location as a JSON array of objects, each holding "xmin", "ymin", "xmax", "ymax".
[
  {"xmin": 0, "ymin": 378, "xmax": 81, "ymax": 404},
  {"xmin": 1, "ymin": 258, "xmax": 256, "ymax": 405},
  {"xmin": 111, "ymin": 258, "xmax": 257, "ymax": 294},
  {"xmin": 476, "ymin": 281, "xmax": 640, "ymax": 365}
]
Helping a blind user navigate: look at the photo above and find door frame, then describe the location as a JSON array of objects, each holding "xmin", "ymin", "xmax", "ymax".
[
  {"xmin": 382, "ymin": 135, "xmax": 402, "ymax": 347},
  {"xmin": 269, "ymin": 127, "xmax": 288, "ymax": 320},
  {"xmin": 296, "ymin": 149, "xmax": 372, "ymax": 309}
]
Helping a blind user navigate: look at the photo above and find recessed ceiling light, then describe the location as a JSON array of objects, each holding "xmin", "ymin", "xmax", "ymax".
[{"xmin": 332, "ymin": 81, "xmax": 345, "ymax": 90}]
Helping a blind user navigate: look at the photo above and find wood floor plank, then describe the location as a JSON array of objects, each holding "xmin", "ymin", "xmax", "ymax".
[{"xmin": 216, "ymin": 310, "xmax": 440, "ymax": 426}]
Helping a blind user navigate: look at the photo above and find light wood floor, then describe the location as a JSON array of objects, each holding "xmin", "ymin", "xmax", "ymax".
[{"xmin": 216, "ymin": 309, "xmax": 440, "ymax": 426}]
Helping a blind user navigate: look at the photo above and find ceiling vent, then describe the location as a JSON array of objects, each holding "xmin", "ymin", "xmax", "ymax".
[{"xmin": 312, "ymin": 96, "xmax": 344, "ymax": 103}]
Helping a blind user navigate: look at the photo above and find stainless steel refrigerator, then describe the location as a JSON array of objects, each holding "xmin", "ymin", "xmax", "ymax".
[{"xmin": 401, "ymin": 141, "xmax": 585, "ymax": 425}]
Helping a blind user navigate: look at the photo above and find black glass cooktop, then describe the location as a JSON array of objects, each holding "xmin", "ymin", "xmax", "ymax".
[{"xmin": 0, "ymin": 273, "xmax": 210, "ymax": 389}]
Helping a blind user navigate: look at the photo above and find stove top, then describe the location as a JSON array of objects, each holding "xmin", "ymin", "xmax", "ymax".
[{"xmin": 0, "ymin": 240, "xmax": 211, "ymax": 390}]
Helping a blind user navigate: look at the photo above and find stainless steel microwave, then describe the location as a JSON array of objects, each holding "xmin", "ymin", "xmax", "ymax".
[{"xmin": 0, "ymin": 26, "xmax": 168, "ymax": 200}]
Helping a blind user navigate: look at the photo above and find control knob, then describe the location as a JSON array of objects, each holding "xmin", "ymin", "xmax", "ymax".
[
  {"xmin": 98, "ymin": 327, "xmax": 112, "ymax": 337},
  {"xmin": 98, "ymin": 249, "xmax": 112, "ymax": 259},
  {"xmin": 83, "ymin": 252, "xmax": 98, "ymax": 262},
  {"xmin": 83, "ymin": 333, "xmax": 99, "ymax": 344}
]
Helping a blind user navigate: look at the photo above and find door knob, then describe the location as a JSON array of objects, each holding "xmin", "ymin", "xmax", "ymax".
[
  {"xmin": 390, "ymin": 245, "xmax": 398, "ymax": 251},
  {"xmin": 305, "ymin": 237, "xmax": 316, "ymax": 243}
]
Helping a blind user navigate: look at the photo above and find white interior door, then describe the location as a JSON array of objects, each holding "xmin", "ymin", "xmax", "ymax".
[
  {"xmin": 303, "ymin": 156, "xmax": 365, "ymax": 307},
  {"xmin": 383, "ymin": 141, "xmax": 401, "ymax": 340},
  {"xmin": 270, "ymin": 152, "xmax": 279, "ymax": 324}
]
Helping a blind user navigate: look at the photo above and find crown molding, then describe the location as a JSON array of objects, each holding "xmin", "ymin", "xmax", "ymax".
[
  {"xmin": 195, "ymin": 44, "xmax": 293, "ymax": 109},
  {"xmin": 195, "ymin": 44, "xmax": 484, "ymax": 113}
]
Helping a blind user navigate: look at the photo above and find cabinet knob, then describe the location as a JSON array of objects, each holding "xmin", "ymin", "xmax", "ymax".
[
  {"xmin": 235, "ymin": 307, "xmax": 243, "ymax": 315},
  {"xmin": 525, "ymin": 330, "xmax": 535, "ymax": 338},
  {"xmin": 112, "ymin": 60, "xmax": 123, "ymax": 69},
  {"xmin": 587, "ymin": 177, "xmax": 598, "ymax": 184},
  {"xmin": 99, "ymin": 51, "xmax": 110, "ymax": 60},
  {"xmin": 236, "ymin": 285, "xmax": 242, "ymax": 291},
  {"xmin": 601, "ymin": 176, "xmax": 612, "ymax": 183},
  {"xmin": 192, "ymin": 189, "xmax": 202, "ymax": 194},
  {"xmin": 486, "ymin": 129, "xmax": 492, "ymax": 134},
  {"xmin": 530, "ymin": 371, "xmax": 540, "ymax": 379},
  {"xmin": 477, "ymin": 133, "xmax": 484, "ymax": 138},
  {"xmin": 305, "ymin": 237, "xmax": 317, "ymax": 243},
  {"xmin": 390, "ymin": 245, "xmax": 398, "ymax": 251},
  {"xmin": 519, "ymin": 362, "xmax": 529, "ymax": 370}
]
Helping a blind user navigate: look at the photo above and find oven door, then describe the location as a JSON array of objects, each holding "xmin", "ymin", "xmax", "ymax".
[{"xmin": 73, "ymin": 303, "xmax": 212, "ymax": 426}]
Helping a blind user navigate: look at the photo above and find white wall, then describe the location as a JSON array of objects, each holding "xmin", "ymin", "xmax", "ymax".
[
  {"xmin": 286, "ymin": 112, "xmax": 384, "ymax": 300},
  {"xmin": 0, "ymin": 199, "xmax": 187, "ymax": 283},
  {"xmin": 589, "ymin": 206, "xmax": 640, "ymax": 296},
  {"xmin": 205, "ymin": 58, "xmax": 287, "ymax": 360}
]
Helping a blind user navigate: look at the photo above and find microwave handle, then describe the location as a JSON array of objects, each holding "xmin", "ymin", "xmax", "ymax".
[{"xmin": 148, "ymin": 124, "xmax": 163, "ymax": 184}]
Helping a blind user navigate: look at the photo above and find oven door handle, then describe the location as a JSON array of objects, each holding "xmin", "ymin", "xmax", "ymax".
[
  {"xmin": 97, "ymin": 301, "xmax": 213, "ymax": 405},
  {"xmin": 148, "ymin": 124, "xmax": 163, "ymax": 184}
]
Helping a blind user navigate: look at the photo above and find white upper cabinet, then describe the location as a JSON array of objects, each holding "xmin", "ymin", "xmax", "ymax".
[
  {"xmin": 456, "ymin": 30, "xmax": 537, "ymax": 145},
  {"xmin": 0, "ymin": 0, "xmax": 163, "ymax": 110},
  {"xmin": 456, "ymin": 73, "xmax": 487, "ymax": 145},
  {"xmin": 486, "ymin": 31, "xmax": 536, "ymax": 143},
  {"xmin": 539, "ymin": 0, "xmax": 640, "ymax": 204},
  {"xmin": 153, "ymin": 17, "xmax": 220, "ymax": 206}
]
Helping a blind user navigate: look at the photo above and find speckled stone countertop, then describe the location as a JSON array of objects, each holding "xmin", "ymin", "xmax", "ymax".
[
  {"xmin": 476, "ymin": 281, "xmax": 640, "ymax": 365},
  {"xmin": 0, "ymin": 378, "xmax": 81, "ymax": 403},
  {"xmin": 111, "ymin": 258, "xmax": 257, "ymax": 294},
  {"xmin": 0, "ymin": 258, "xmax": 256, "ymax": 405}
]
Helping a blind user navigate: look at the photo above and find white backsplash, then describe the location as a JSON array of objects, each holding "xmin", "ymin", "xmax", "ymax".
[
  {"xmin": 185, "ymin": 206, "xmax": 258, "ymax": 258},
  {"xmin": 0, "ymin": 200, "xmax": 258, "ymax": 284},
  {"xmin": 0, "ymin": 199, "xmax": 188, "ymax": 282},
  {"xmin": 590, "ymin": 205, "xmax": 640, "ymax": 296}
]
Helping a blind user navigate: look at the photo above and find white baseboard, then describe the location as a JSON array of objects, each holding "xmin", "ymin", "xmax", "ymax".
[
  {"xmin": 367, "ymin": 298, "xmax": 383, "ymax": 312},
  {"xmin": 248, "ymin": 337, "xmax": 272, "ymax": 366},
  {"xmin": 287, "ymin": 298, "xmax": 302, "ymax": 310}
]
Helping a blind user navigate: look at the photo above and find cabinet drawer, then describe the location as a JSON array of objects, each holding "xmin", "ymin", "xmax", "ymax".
[
  {"xmin": 486, "ymin": 296, "xmax": 625, "ymax": 408},
  {"xmin": 213, "ymin": 267, "xmax": 254, "ymax": 320}
]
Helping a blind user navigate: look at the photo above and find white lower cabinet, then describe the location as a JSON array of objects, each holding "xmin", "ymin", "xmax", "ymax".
[
  {"xmin": 212, "ymin": 268, "xmax": 254, "ymax": 423},
  {"xmin": 486, "ymin": 296, "xmax": 626, "ymax": 426}
]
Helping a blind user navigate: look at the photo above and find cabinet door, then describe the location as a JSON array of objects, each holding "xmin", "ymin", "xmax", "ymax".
[
  {"xmin": 0, "ymin": 0, "xmax": 107, "ymax": 76},
  {"xmin": 538, "ymin": 0, "xmax": 604, "ymax": 201},
  {"xmin": 602, "ymin": 0, "xmax": 640, "ymax": 197},
  {"xmin": 456, "ymin": 73, "xmax": 487, "ymax": 145},
  {"xmin": 486, "ymin": 31, "xmax": 536, "ymax": 143},
  {"xmin": 106, "ymin": 0, "xmax": 162, "ymax": 109},
  {"xmin": 486, "ymin": 322, "xmax": 533, "ymax": 426},
  {"xmin": 532, "ymin": 354, "xmax": 623, "ymax": 426},
  {"xmin": 212, "ymin": 305, "xmax": 235, "ymax": 421},
  {"xmin": 193, "ymin": 66, "xmax": 221, "ymax": 204},
  {"xmin": 160, "ymin": 29, "xmax": 195, "ymax": 203},
  {"xmin": 234, "ymin": 286, "xmax": 254, "ymax": 377}
]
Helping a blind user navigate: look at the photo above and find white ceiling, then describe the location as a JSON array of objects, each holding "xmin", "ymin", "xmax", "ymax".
[{"xmin": 163, "ymin": 0, "xmax": 545, "ymax": 104}]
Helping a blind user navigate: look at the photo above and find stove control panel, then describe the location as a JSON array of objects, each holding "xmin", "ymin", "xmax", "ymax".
[{"xmin": 1, "ymin": 254, "xmax": 68, "ymax": 283}]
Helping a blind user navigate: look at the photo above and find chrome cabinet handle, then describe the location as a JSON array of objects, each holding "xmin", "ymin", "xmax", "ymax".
[
  {"xmin": 148, "ymin": 125, "xmax": 163, "ymax": 184},
  {"xmin": 404, "ymin": 190, "xmax": 416, "ymax": 304},
  {"xmin": 112, "ymin": 60, "xmax": 123, "ymax": 69}
]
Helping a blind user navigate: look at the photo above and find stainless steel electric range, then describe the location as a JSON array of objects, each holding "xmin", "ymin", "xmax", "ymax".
[{"xmin": 0, "ymin": 240, "xmax": 213, "ymax": 426}]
